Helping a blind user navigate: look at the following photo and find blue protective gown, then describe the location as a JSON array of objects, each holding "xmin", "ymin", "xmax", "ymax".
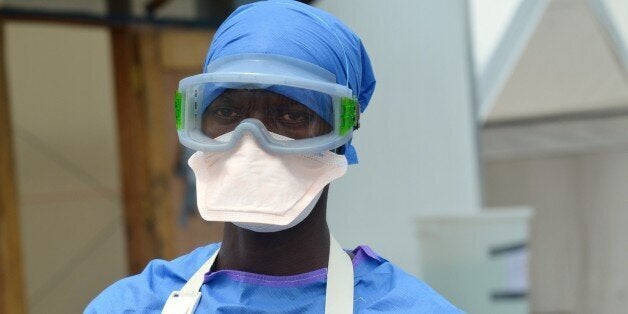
[{"xmin": 85, "ymin": 244, "xmax": 463, "ymax": 313}]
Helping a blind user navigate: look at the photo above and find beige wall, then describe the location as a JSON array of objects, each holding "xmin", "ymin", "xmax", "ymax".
[
  {"xmin": 484, "ymin": 150, "xmax": 628, "ymax": 314},
  {"xmin": 5, "ymin": 21, "xmax": 127, "ymax": 313}
]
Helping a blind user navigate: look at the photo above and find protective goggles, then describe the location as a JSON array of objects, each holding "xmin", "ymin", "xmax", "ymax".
[{"xmin": 175, "ymin": 53, "xmax": 360, "ymax": 154}]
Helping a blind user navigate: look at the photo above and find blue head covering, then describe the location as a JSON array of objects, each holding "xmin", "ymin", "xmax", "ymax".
[{"xmin": 203, "ymin": 0, "xmax": 376, "ymax": 164}]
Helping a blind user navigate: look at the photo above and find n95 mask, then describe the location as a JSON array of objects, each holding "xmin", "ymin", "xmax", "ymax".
[
  {"xmin": 232, "ymin": 190, "xmax": 323, "ymax": 233},
  {"xmin": 187, "ymin": 133, "xmax": 347, "ymax": 231}
]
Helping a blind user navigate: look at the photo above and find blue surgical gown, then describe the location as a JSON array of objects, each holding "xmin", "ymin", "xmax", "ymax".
[{"xmin": 85, "ymin": 244, "xmax": 463, "ymax": 313}]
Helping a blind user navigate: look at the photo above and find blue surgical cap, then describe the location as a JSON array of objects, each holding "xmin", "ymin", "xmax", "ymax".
[{"xmin": 203, "ymin": 0, "xmax": 376, "ymax": 164}]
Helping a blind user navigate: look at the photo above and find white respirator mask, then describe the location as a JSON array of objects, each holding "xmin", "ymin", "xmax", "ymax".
[{"xmin": 188, "ymin": 132, "xmax": 347, "ymax": 232}]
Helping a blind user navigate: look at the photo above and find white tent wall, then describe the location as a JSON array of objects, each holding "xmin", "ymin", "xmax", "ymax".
[
  {"xmin": 315, "ymin": 0, "xmax": 482, "ymax": 276},
  {"xmin": 484, "ymin": 150, "xmax": 628, "ymax": 314}
]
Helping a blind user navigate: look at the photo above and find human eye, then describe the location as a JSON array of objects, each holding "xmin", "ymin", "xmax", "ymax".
[
  {"xmin": 278, "ymin": 110, "xmax": 312, "ymax": 124},
  {"xmin": 210, "ymin": 105, "xmax": 242, "ymax": 120}
]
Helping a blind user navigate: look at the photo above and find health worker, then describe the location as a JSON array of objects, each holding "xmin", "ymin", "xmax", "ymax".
[{"xmin": 86, "ymin": 1, "xmax": 463, "ymax": 313}]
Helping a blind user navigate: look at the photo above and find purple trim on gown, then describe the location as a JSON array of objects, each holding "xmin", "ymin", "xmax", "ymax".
[{"xmin": 203, "ymin": 245, "xmax": 378, "ymax": 288}]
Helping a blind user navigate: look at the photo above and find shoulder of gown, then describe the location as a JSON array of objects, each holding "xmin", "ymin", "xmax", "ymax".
[
  {"xmin": 353, "ymin": 245, "xmax": 464, "ymax": 313},
  {"xmin": 84, "ymin": 243, "xmax": 220, "ymax": 313}
]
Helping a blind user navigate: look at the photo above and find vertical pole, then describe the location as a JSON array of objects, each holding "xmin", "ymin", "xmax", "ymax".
[
  {"xmin": 110, "ymin": 27, "xmax": 175, "ymax": 273},
  {"xmin": 107, "ymin": 0, "xmax": 159, "ymax": 274},
  {"xmin": 0, "ymin": 21, "xmax": 27, "ymax": 314},
  {"xmin": 137, "ymin": 30, "xmax": 175, "ymax": 263},
  {"xmin": 111, "ymin": 27, "xmax": 148, "ymax": 273}
]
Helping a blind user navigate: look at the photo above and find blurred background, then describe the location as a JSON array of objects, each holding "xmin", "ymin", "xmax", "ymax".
[{"xmin": 0, "ymin": 0, "xmax": 626, "ymax": 313}]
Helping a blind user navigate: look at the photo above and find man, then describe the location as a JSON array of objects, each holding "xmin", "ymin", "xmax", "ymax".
[{"xmin": 86, "ymin": 1, "xmax": 462, "ymax": 312}]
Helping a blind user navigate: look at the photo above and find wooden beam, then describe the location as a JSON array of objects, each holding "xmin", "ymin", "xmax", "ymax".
[
  {"xmin": 137, "ymin": 29, "xmax": 176, "ymax": 263},
  {"xmin": 0, "ymin": 22, "xmax": 27, "ymax": 314},
  {"xmin": 111, "ymin": 27, "xmax": 175, "ymax": 273},
  {"xmin": 111, "ymin": 27, "xmax": 155, "ymax": 273},
  {"xmin": 0, "ymin": 8, "xmax": 217, "ymax": 29}
]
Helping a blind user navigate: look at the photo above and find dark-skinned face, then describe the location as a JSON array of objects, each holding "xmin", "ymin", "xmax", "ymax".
[{"xmin": 202, "ymin": 89, "xmax": 332, "ymax": 140}]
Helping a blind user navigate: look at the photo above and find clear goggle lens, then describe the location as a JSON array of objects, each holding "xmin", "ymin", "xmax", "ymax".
[{"xmin": 203, "ymin": 88, "xmax": 334, "ymax": 140}]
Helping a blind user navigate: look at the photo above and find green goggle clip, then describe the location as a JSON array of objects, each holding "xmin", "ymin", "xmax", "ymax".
[
  {"xmin": 339, "ymin": 96, "xmax": 360, "ymax": 136},
  {"xmin": 174, "ymin": 91, "xmax": 184, "ymax": 130}
]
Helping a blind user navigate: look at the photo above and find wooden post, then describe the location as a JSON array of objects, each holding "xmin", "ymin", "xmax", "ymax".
[
  {"xmin": 111, "ymin": 27, "xmax": 176, "ymax": 273},
  {"xmin": 111, "ymin": 27, "xmax": 164, "ymax": 273},
  {"xmin": 137, "ymin": 30, "xmax": 177, "ymax": 262},
  {"xmin": 0, "ymin": 22, "xmax": 27, "ymax": 314}
]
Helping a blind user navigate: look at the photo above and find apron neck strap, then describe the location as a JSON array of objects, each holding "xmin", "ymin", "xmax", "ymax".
[{"xmin": 162, "ymin": 231, "xmax": 354, "ymax": 313}]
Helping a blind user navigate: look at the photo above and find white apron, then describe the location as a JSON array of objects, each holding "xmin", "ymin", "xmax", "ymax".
[{"xmin": 162, "ymin": 233, "xmax": 354, "ymax": 314}]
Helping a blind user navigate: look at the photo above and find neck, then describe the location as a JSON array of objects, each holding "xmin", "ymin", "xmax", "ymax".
[{"xmin": 214, "ymin": 187, "xmax": 330, "ymax": 276}]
